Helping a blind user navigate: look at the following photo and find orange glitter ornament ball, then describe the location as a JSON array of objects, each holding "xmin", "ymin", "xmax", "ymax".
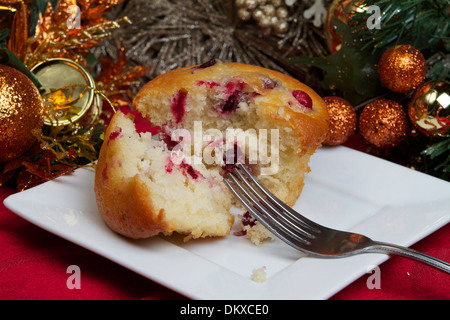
[
  {"xmin": 359, "ymin": 98, "xmax": 408, "ymax": 148},
  {"xmin": 0, "ymin": 65, "xmax": 44, "ymax": 163},
  {"xmin": 323, "ymin": 96, "xmax": 357, "ymax": 145},
  {"xmin": 378, "ymin": 45, "xmax": 426, "ymax": 93}
]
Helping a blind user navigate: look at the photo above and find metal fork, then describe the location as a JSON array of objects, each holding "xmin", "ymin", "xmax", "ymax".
[{"xmin": 224, "ymin": 164, "xmax": 450, "ymax": 274}]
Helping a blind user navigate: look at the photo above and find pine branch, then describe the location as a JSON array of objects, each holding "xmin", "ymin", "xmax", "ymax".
[
  {"xmin": 421, "ymin": 138, "xmax": 450, "ymax": 178},
  {"xmin": 350, "ymin": 0, "xmax": 449, "ymax": 53},
  {"xmin": 289, "ymin": 19, "xmax": 381, "ymax": 105}
]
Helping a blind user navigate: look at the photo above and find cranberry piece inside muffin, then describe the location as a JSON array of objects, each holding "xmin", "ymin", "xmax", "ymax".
[
  {"xmin": 233, "ymin": 211, "xmax": 257, "ymax": 236},
  {"xmin": 180, "ymin": 160, "xmax": 203, "ymax": 180},
  {"xmin": 218, "ymin": 81, "xmax": 245, "ymax": 114},
  {"xmin": 292, "ymin": 90, "xmax": 313, "ymax": 110},
  {"xmin": 171, "ymin": 89, "xmax": 188, "ymax": 123},
  {"xmin": 196, "ymin": 59, "xmax": 218, "ymax": 69}
]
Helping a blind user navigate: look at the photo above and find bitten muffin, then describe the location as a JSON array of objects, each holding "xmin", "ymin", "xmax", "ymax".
[
  {"xmin": 95, "ymin": 60, "xmax": 328, "ymax": 243},
  {"xmin": 95, "ymin": 109, "xmax": 234, "ymax": 240}
]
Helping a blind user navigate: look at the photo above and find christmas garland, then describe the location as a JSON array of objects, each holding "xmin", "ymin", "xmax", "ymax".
[
  {"xmin": 0, "ymin": 0, "xmax": 150, "ymax": 190},
  {"xmin": 291, "ymin": 0, "xmax": 450, "ymax": 181},
  {"xmin": 1, "ymin": 0, "xmax": 449, "ymax": 189}
]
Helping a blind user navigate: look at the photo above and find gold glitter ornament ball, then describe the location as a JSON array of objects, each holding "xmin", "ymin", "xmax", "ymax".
[
  {"xmin": 359, "ymin": 98, "xmax": 408, "ymax": 148},
  {"xmin": 324, "ymin": 0, "xmax": 361, "ymax": 53},
  {"xmin": 323, "ymin": 96, "xmax": 357, "ymax": 145},
  {"xmin": 377, "ymin": 45, "xmax": 426, "ymax": 93},
  {"xmin": 408, "ymin": 80, "xmax": 450, "ymax": 138},
  {"xmin": 0, "ymin": 65, "xmax": 44, "ymax": 163}
]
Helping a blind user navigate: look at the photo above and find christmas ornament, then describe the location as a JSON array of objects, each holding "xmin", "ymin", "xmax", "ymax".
[
  {"xmin": 408, "ymin": 80, "xmax": 450, "ymax": 138},
  {"xmin": 0, "ymin": 65, "xmax": 44, "ymax": 163},
  {"xmin": 0, "ymin": 0, "xmax": 28, "ymax": 61},
  {"xmin": 25, "ymin": 1, "xmax": 150, "ymax": 165},
  {"xmin": 377, "ymin": 45, "xmax": 427, "ymax": 93},
  {"xmin": 31, "ymin": 58, "xmax": 98, "ymax": 127},
  {"xmin": 323, "ymin": 0, "xmax": 359, "ymax": 53},
  {"xmin": 323, "ymin": 96, "xmax": 357, "ymax": 145},
  {"xmin": 359, "ymin": 98, "xmax": 408, "ymax": 148}
]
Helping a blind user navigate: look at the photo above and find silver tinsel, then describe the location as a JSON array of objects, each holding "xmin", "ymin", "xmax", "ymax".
[{"xmin": 111, "ymin": 0, "xmax": 328, "ymax": 85}]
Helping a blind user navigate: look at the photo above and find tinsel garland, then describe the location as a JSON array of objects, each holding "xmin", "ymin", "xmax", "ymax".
[{"xmin": 111, "ymin": 0, "xmax": 328, "ymax": 87}]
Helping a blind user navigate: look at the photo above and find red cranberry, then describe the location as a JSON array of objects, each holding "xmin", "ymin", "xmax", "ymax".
[
  {"xmin": 225, "ymin": 80, "xmax": 245, "ymax": 95},
  {"xmin": 186, "ymin": 165, "xmax": 199, "ymax": 179},
  {"xmin": 171, "ymin": 90, "xmax": 188, "ymax": 123},
  {"xmin": 233, "ymin": 211, "xmax": 257, "ymax": 236},
  {"xmin": 242, "ymin": 211, "xmax": 256, "ymax": 227},
  {"xmin": 196, "ymin": 59, "xmax": 218, "ymax": 69},
  {"xmin": 217, "ymin": 80, "xmax": 246, "ymax": 114},
  {"xmin": 221, "ymin": 94, "xmax": 239, "ymax": 113},
  {"xmin": 180, "ymin": 160, "xmax": 203, "ymax": 180},
  {"xmin": 292, "ymin": 90, "xmax": 313, "ymax": 109},
  {"xmin": 108, "ymin": 128, "xmax": 122, "ymax": 144},
  {"xmin": 196, "ymin": 80, "xmax": 220, "ymax": 88},
  {"xmin": 160, "ymin": 129, "xmax": 180, "ymax": 151},
  {"xmin": 119, "ymin": 107, "xmax": 160, "ymax": 135},
  {"xmin": 165, "ymin": 159, "xmax": 174, "ymax": 173}
]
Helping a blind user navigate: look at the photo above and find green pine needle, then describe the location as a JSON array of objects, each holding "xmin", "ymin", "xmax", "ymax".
[{"xmin": 350, "ymin": 0, "xmax": 449, "ymax": 53}]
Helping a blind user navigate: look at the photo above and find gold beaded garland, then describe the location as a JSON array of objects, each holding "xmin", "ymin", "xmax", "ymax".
[
  {"xmin": 235, "ymin": 0, "xmax": 290, "ymax": 36},
  {"xmin": 323, "ymin": 96, "xmax": 357, "ymax": 145},
  {"xmin": 359, "ymin": 98, "xmax": 409, "ymax": 148}
]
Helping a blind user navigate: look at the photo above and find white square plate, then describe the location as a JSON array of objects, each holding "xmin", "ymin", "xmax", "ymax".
[{"xmin": 4, "ymin": 146, "xmax": 450, "ymax": 299}]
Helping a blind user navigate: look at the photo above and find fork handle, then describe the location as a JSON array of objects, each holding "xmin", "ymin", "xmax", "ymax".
[{"xmin": 366, "ymin": 242, "xmax": 450, "ymax": 274}]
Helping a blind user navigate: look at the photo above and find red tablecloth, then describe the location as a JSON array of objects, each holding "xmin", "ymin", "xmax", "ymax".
[{"xmin": 1, "ymin": 138, "xmax": 449, "ymax": 300}]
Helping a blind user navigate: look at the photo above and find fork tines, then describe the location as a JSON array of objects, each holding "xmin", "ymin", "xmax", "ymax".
[{"xmin": 224, "ymin": 164, "xmax": 320, "ymax": 250}]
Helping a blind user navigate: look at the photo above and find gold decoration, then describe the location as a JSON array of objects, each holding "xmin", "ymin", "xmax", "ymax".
[
  {"xmin": 323, "ymin": 96, "xmax": 357, "ymax": 145},
  {"xmin": 94, "ymin": 43, "xmax": 151, "ymax": 107},
  {"xmin": 0, "ymin": 0, "xmax": 28, "ymax": 60},
  {"xmin": 0, "ymin": 0, "xmax": 151, "ymax": 190},
  {"xmin": 0, "ymin": 64, "xmax": 44, "ymax": 163},
  {"xmin": 24, "ymin": 0, "xmax": 130, "ymax": 69},
  {"xmin": 377, "ymin": 45, "xmax": 427, "ymax": 93},
  {"xmin": 31, "ymin": 57, "xmax": 99, "ymax": 127},
  {"xmin": 235, "ymin": 0, "xmax": 290, "ymax": 36},
  {"xmin": 323, "ymin": 0, "xmax": 367, "ymax": 53},
  {"xmin": 408, "ymin": 80, "xmax": 450, "ymax": 138},
  {"xmin": 324, "ymin": 0, "xmax": 356, "ymax": 53},
  {"xmin": 359, "ymin": 98, "xmax": 408, "ymax": 148}
]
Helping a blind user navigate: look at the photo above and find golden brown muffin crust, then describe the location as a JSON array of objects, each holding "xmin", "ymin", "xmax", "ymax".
[{"xmin": 133, "ymin": 61, "xmax": 328, "ymax": 150}]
